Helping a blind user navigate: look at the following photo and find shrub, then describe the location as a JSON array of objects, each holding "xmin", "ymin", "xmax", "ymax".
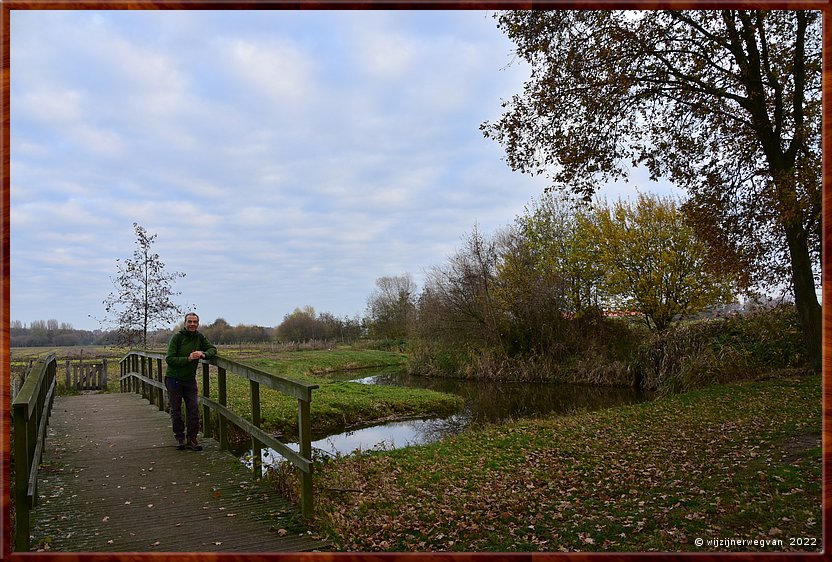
[
  {"xmin": 408, "ymin": 315, "xmax": 647, "ymax": 386},
  {"xmin": 631, "ymin": 305, "xmax": 808, "ymax": 395},
  {"xmin": 407, "ymin": 340, "xmax": 477, "ymax": 378}
]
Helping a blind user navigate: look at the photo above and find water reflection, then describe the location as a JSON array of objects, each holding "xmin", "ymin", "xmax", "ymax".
[
  {"xmin": 242, "ymin": 368, "xmax": 652, "ymax": 468},
  {"xmin": 355, "ymin": 371, "xmax": 649, "ymax": 426}
]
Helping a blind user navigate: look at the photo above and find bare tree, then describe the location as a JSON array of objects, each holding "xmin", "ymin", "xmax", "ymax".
[
  {"xmin": 102, "ymin": 223, "xmax": 185, "ymax": 348},
  {"xmin": 424, "ymin": 225, "xmax": 504, "ymax": 349}
]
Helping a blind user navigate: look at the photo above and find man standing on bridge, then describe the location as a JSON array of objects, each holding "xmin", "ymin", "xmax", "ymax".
[{"xmin": 165, "ymin": 312, "xmax": 217, "ymax": 451}]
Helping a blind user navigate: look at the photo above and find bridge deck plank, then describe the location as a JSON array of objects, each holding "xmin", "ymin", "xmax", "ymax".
[{"xmin": 29, "ymin": 393, "xmax": 329, "ymax": 552}]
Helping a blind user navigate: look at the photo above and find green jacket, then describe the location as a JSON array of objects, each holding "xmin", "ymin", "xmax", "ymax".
[{"xmin": 165, "ymin": 329, "xmax": 217, "ymax": 381}]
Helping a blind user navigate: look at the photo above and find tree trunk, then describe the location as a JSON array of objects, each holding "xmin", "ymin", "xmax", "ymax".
[{"xmin": 783, "ymin": 220, "xmax": 822, "ymax": 372}]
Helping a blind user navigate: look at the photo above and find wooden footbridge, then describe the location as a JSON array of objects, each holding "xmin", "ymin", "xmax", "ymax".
[{"xmin": 12, "ymin": 352, "xmax": 329, "ymax": 553}]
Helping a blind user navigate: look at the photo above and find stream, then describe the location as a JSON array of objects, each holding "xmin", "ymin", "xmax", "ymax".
[{"xmin": 239, "ymin": 367, "xmax": 652, "ymax": 469}]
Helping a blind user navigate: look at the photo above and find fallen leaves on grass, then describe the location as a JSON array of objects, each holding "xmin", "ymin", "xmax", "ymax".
[{"xmin": 313, "ymin": 377, "xmax": 821, "ymax": 553}]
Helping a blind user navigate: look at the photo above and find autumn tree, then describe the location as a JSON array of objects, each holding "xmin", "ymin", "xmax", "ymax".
[
  {"xmin": 201, "ymin": 317, "xmax": 232, "ymax": 344},
  {"xmin": 103, "ymin": 222, "xmax": 185, "ymax": 348},
  {"xmin": 366, "ymin": 274, "xmax": 417, "ymax": 340},
  {"xmin": 482, "ymin": 10, "xmax": 822, "ymax": 369},
  {"xmin": 276, "ymin": 306, "xmax": 322, "ymax": 342},
  {"xmin": 492, "ymin": 223, "xmax": 572, "ymax": 355},
  {"xmin": 515, "ymin": 193, "xmax": 606, "ymax": 317},
  {"xmin": 586, "ymin": 194, "xmax": 737, "ymax": 332}
]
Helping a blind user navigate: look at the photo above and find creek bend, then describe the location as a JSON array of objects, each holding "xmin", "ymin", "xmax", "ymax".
[{"xmin": 236, "ymin": 368, "xmax": 652, "ymax": 469}]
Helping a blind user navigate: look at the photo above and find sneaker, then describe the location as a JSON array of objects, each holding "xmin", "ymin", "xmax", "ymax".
[
  {"xmin": 176, "ymin": 439, "xmax": 187, "ymax": 451},
  {"xmin": 187, "ymin": 438, "xmax": 203, "ymax": 451}
]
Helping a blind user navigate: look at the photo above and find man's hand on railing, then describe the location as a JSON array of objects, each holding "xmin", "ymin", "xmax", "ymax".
[{"xmin": 188, "ymin": 351, "xmax": 205, "ymax": 361}]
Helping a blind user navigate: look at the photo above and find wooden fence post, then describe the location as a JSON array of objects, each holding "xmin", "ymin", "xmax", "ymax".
[
  {"xmin": 201, "ymin": 362, "xmax": 210, "ymax": 437},
  {"xmin": 158, "ymin": 357, "xmax": 165, "ymax": 411},
  {"xmin": 298, "ymin": 398, "xmax": 313, "ymax": 519},
  {"xmin": 217, "ymin": 366, "xmax": 228, "ymax": 450},
  {"xmin": 140, "ymin": 356, "xmax": 147, "ymax": 400},
  {"xmin": 250, "ymin": 380, "xmax": 262, "ymax": 478},
  {"xmin": 13, "ymin": 403, "xmax": 30, "ymax": 550},
  {"xmin": 148, "ymin": 358, "xmax": 155, "ymax": 406},
  {"xmin": 133, "ymin": 355, "xmax": 139, "ymax": 394}
]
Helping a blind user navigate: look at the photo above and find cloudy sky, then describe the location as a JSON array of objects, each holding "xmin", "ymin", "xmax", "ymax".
[{"xmin": 11, "ymin": 9, "xmax": 675, "ymax": 331}]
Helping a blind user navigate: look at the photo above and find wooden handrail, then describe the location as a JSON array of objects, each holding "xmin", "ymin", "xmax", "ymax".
[
  {"xmin": 12, "ymin": 353, "xmax": 58, "ymax": 551},
  {"xmin": 118, "ymin": 350, "xmax": 318, "ymax": 518}
]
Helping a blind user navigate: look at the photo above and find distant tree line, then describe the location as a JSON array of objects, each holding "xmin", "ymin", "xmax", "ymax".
[
  {"xmin": 272, "ymin": 307, "xmax": 364, "ymax": 344},
  {"xmin": 11, "ymin": 310, "xmax": 366, "ymax": 349},
  {"xmin": 10, "ymin": 320, "xmax": 107, "ymax": 347}
]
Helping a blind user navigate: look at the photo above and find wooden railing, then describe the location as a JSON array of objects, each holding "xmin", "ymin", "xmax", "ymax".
[
  {"xmin": 118, "ymin": 351, "xmax": 319, "ymax": 518},
  {"xmin": 12, "ymin": 353, "xmax": 58, "ymax": 551}
]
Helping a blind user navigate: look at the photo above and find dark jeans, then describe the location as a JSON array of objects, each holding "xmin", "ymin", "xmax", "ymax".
[{"xmin": 165, "ymin": 377, "xmax": 200, "ymax": 441}]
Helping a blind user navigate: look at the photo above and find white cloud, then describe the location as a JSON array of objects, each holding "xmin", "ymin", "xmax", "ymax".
[
  {"xmin": 222, "ymin": 37, "xmax": 319, "ymax": 108},
  {"xmin": 16, "ymin": 88, "xmax": 84, "ymax": 123},
  {"xmin": 15, "ymin": 88, "xmax": 126, "ymax": 156},
  {"xmin": 355, "ymin": 29, "xmax": 419, "ymax": 80}
]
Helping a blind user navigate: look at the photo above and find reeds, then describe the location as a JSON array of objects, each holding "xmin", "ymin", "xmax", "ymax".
[{"xmin": 630, "ymin": 305, "xmax": 807, "ymax": 395}]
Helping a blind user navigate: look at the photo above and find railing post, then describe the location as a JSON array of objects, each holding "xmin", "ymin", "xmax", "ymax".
[
  {"xmin": 250, "ymin": 380, "xmax": 262, "ymax": 478},
  {"xmin": 218, "ymin": 366, "xmax": 228, "ymax": 450},
  {"xmin": 298, "ymin": 397, "xmax": 313, "ymax": 519},
  {"xmin": 134, "ymin": 355, "xmax": 139, "ymax": 395},
  {"xmin": 65, "ymin": 360, "xmax": 70, "ymax": 388},
  {"xmin": 202, "ymin": 362, "xmax": 211, "ymax": 438},
  {"xmin": 47, "ymin": 359, "xmax": 57, "ymax": 414},
  {"xmin": 140, "ymin": 355, "xmax": 147, "ymax": 400},
  {"xmin": 158, "ymin": 358, "xmax": 165, "ymax": 411},
  {"xmin": 147, "ymin": 357, "xmax": 154, "ymax": 406},
  {"xmin": 33, "ymin": 365, "xmax": 45, "ymax": 504},
  {"xmin": 35, "ymin": 360, "xmax": 56, "ymax": 504},
  {"xmin": 13, "ymin": 403, "xmax": 30, "ymax": 551}
]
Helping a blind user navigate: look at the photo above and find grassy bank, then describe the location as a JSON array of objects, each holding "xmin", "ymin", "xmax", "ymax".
[
  {"xmin": 203, "ymin": 348, "xmax": 463, "ymax": 438},
  {"xmin": 310, "ymin": 373, "xmax": 821, "ymax": 552}
]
